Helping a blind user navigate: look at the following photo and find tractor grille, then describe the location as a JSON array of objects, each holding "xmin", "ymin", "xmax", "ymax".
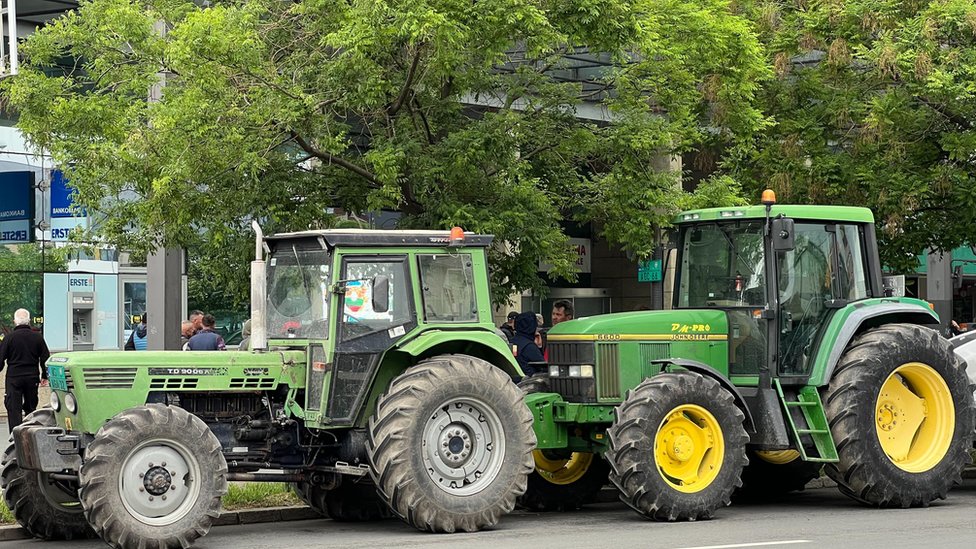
[
  {"xmin": 63, "ymin": 370, "xmax": 75, "ymax": 391},
  {"xmin": 149, "ymin": 378, "xmax": 199, "ymax": 390},
  {"xmin": 596, "ymin": 344, "xmax": 620, "ymax": 399},
  {"xmin": 547, "ymin": 342, "xmax": 595, "ymax": 365},
  {"xmin": 83, "ymin": 368, "xmax": 138, "ymax": 390},
  {"xmin": 229, "ymin": 378, "xmax": 276, "ymax": 390}
]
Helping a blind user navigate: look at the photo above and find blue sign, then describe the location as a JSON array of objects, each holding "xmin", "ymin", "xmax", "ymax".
[
  {"xmin": 50, "ymin": 169, "xmax": 82, "ymax": 218},
  {"xmin": 0, "ymin": 171, "xmax": 34, "ymax": 221}
]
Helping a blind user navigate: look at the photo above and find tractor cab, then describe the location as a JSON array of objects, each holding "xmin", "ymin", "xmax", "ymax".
[{"xmin": 672, "ymin": 194, "xmax": 882, "ymax": 384}]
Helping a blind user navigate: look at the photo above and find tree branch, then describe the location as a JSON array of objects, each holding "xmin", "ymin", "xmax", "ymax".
[
  {"xmin": 290, "ymin": 132, "xmax": 382, "ymax": 188},
  {"xmin": 388, "ymin": 46, "xmax": 423, "ymax": 117}
]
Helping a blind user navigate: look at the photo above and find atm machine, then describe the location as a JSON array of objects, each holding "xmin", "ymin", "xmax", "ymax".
[{"xmin": 70, "ymin": 292, "xmax": 95, "ymax": 351}]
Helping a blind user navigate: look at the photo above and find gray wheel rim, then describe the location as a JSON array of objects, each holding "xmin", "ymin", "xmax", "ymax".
[
  {"xmin": 118, "ymin": 438, "xmax": 201, "ymax": 526},
  {"xmin": 421, "ymin": 396, "xmax": 506, "ymax": 496}
]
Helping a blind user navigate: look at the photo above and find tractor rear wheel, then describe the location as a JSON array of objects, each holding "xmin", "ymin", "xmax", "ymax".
[
  {"xmin": 606, "ymin": 372, "xmax": 748, "ymax": 521},
  {"xmin": 79, "ymin": 404, "xmax": 227, "ymax": 549},
  {"xmin": 735, "ymin": 450, "xmax": 822, "ymax": 500},
  {"xmin": 366, "ymin": 354, "xmax": 535, "ymax": 532},
  {"xmin": 516, "ymin": 376, "xmax": 609, "ymax": 511},
  {"xmin": 823, "ymin": 323, "xmax": 975, "ymax": 507},
  {"xmin": 1, "ymin": 409, "xmax": 95, "ymax": 540}
]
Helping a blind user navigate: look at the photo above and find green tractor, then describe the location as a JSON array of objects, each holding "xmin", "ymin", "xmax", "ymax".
[
  {"xmin": 1, "ymin": 226, "xmax": 536, "ymax": 548},
  {"xmin": 522, "ymin": 193, "xmax": 976, "ymax": 519}
]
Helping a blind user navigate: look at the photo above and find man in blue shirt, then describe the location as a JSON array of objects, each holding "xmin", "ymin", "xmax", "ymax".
[{"xmin": 185, "ymin": 314, "xmax": 226, "ymax": 351}]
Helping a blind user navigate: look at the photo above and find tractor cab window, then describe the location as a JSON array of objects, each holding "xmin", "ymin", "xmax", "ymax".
[
  {"xmin": 340, "ymin": 259, "xmax": 413, "ymax": 341},
  {"xmin": 778, "ymin": 223, "xmax": 869, "ymax": 375},
  {"xmin": 266, "ymin": 247, "xmax": 331, "ymax": 338},
  {"xmin": 678, "ymin": 222, "xmax": 766, "ymax": 308},
  {"xmin": 418, "ymin": 254, "xmax": 478, "ymax": 322}
]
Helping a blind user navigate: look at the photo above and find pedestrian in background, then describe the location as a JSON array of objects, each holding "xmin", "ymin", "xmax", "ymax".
[
  {"xmin": 0, "ymin": 309, "xmax": 50, "ymax": 430},
  {"xmin": 185, "ymin": 314, "xmax": 226, "ymax": 351},
  {"xmin": 189, "ymin": 310, "xmax": 205, "ymax": 335},
  {"xmin": 551, "ymin": 299, "xmax": 574, "ymax": 326},
  {"xmin": 124, "ymin": 312, "xmax": 148, "ymax": 351},
  {"xmin": 238, "ymin": 319, "xmax": 252, "ymax": 351},
  {"xmin": 180, "ymin": 320, "xmax": 195, "ymax": 346},
  {"xmin": 499, "ymin": 311, "xmax": 518, "ymax": 342},
  {"xmin": 511, "ymin": 312, "xmax": 544, "ymax": 379}
]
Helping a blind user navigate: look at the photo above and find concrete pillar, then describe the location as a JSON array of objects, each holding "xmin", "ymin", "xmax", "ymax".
[
  {"xmin": 146, "ymin": 248, "xmax": 184, "ymax": 350},
  {"xmin": 926, "ymin": 250, "xmax": 952, "ymax": 334}
]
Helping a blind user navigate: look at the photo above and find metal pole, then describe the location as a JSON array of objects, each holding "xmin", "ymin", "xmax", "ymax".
[{"xmin": 7, "ymin": 0, "xmax": 18, "ymax": 74}]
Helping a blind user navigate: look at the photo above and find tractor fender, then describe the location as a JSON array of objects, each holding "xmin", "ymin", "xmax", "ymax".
[
  {"xmin": 651, "ymin": 358, "xmax": 756, "ymax": 432},
  {"xmin": 393, "ymin": 328, "xmax": 523, "ymax": 379},
  {"xmin": 810, "ymin": 301, "xmax": 939, "ymax": 386}
]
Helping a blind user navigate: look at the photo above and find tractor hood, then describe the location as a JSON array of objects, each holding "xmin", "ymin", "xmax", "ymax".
[{"xmin": 546, "ymin": 309, "xmax": 730, "ymax": 341}]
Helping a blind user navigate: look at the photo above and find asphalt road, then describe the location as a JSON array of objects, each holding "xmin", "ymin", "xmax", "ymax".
[{"xmin": 18, "ymin": 479, "xmax": 976, "ymax": 549}]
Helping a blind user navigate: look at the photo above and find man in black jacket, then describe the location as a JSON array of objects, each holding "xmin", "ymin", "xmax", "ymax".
[{"xmin": 0, "ymin": 309, "xmax": 50, "ymax": 429}]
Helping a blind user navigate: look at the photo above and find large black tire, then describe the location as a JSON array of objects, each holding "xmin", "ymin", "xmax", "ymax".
[
  {"xmin": 0, "ymin": 409, "xmax": 94, "ymax": 540},
  {"xmin": 823, "ymin": 323, "xmax": 976, "ymax": 507},
  {"xmin": 734, "ymin": 450, "xmax": 822, "ymax": 500},
  {"xmin": 293, "ymin": 478, "xmax": 393, "ymax": 521},
  {"xmin": 516, "ymin": 376, "xmax": 609, "ymax": 511},
  {"xmin": 79, "ymin": 404, "xmax": 228, "ymax": 549},
  {"xmin": 366, "ymin": 354, "xmax": 535, "ymax": 532},
  {"xmin": 606, "ymin": 372, "xmax": 748, "ymax": 521}
]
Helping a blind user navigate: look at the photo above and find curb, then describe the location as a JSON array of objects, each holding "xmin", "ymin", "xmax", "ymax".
[{"xmin": 0, "ymin": 506, "xmax": 321, "ymax": 542}]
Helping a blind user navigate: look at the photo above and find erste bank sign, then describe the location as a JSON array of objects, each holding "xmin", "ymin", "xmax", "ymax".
[{"xmin": 0, "ymin": 171, "xmax": 35, "ymax": 244}]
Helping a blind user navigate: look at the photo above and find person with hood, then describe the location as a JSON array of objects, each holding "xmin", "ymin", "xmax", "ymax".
[
  {"xmin": 124, "ymin": 313, "xmax": 148, "ymax": 351},
  {"xmin": 511, "ymin": 312, "xmax": 545, "ymax": 378}
]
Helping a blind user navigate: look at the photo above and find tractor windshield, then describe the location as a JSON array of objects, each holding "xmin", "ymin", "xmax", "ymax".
[
  {"xmin": 266, "ymin": 247, "xmax": 331, "ymax": 338},
  {"xmin": 677, "ymin": 222, "xmax": 766, "ymax": 308}
]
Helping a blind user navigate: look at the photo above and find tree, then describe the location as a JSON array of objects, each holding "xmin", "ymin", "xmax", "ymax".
[
  {"xmin": 0, "ymin": 244, "xmax": 66, "ymax": 334},
  {"xmin": 5, "ymin": 0, "xmax": 768, "ymax": 304},
  {"xmin": 733, "ymin": 0, "xmax": 976, "ymax": 272}
]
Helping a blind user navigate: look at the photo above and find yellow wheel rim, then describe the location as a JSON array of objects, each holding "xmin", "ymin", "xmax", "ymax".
[
  {"xmin": 755, "ymin": 449, "xmax": 801, "ymax": 465},
  {"xmin": 875, "ymin": 362, "xmax": 955, "ymax": 473},
  {"xmin": 533, "ymin": 451, "xmax": 594, "ymax": 485},
  {"xmin": 654, "ymin": 404, "xmax": 724, "ymax": 493}
]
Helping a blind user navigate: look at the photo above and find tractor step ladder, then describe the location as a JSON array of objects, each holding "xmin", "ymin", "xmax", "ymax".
[{"xmin": 774, "ymin": 380, "xmax": 839, "ymax": 463}]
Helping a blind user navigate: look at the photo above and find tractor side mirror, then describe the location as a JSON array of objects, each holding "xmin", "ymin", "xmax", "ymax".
[
  {"xmin": 372, "ymin": 275, "xmax": 390, "ymax": 313},
  {"xmin": 771, "ymin": 218, "xmax": 795, "ymax": 252}
]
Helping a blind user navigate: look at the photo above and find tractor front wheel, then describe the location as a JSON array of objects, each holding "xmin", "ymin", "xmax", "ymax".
[
  {"xmin": 366, "ymin": 354, "xmax": 535, "ymax": 532},
  {"xmin": 79, "ymin": 404, "xmax": 227, "ymax": 549},
  {"xmin": 1, "ymin": 409, "xmax": 94, "ymax": 540},
  {"xmin": 606, "ymin": 372, "xmax": 748, "ymax": 521},
  {"xmin": 517, "ymin": 376, "xmax": 609, "ymax": 511},
  {"xmin": 823, "ymin": 323, "xmax": 975, "ymax": 507}
]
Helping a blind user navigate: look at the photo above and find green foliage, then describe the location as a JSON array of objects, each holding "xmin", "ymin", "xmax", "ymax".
[
  {"xmin": 0, "ymin": 244, "xmax": 66, "ymax": 333},
  {"xmin": 6, "ymin": 0, "xmax": 769, "ymax": 303},
  {"xmin": 734, "ymin": 0, "xmax": 976, "ymax": 272}
]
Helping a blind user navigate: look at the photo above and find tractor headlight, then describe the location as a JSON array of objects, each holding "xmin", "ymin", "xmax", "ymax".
[
  {"xmin": 64, "ymin": 393, "xmax": 78, "ymax": 414},
  {"xmin": 567, "ymin": 365, "xmax": 595, "ymax": 378},
  {"xmin": 549, "ymin": 365, "xmax": 560, "ymax": 377},
  {"xmin": 50, "ymin": 392, "xmax": 61, "ymax": 412}
]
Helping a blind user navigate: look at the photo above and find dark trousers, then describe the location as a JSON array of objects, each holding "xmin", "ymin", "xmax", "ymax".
[{"xmin": 4, "ymin": 377, "xmax": 39, "ymax": 430}]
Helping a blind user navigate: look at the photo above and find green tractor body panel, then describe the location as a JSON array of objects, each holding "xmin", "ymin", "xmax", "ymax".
[
  {"xmin": 546, "ymin": 309, "xmax": 730, "ymax": 397},
  {"xmin": 804, "ymin": 297, "xmax": 938, "ymax": 386},
  {"xmin": 394, "ymin": 328, "xmax": 522, "ymax": 376},
  {"xmin": 46, "ymin": 350, "xmax": 306, "ymax": 435}
]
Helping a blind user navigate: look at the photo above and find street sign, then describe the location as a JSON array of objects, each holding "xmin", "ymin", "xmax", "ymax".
[{"xmin": 638, "ymin": 259, "xmax": 662, "ymax": 283}]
